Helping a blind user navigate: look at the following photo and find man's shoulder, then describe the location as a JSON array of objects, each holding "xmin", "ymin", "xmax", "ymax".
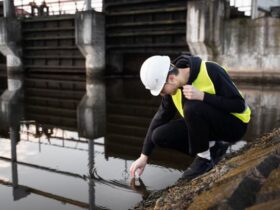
[
  {"xmin": 205, "ymin": 61, "xmax": 224, "ymax": 70},
  {"xmin": 205, "ymin": 61, "xmax": 228, "ymax": 77}
]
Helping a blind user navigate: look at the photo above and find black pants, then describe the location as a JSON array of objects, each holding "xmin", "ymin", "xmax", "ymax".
[{"xmin": 151, "ymin": 100, "xmax": 248, "ymax": 156}]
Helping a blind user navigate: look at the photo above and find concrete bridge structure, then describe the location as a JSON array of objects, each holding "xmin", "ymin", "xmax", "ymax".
[
  {"xmin": 105, "ymin": 0, "xmax": 280, "ymax": 81},
  {"xmin": 0, "ymin": 0, "xmax": 279, "ymax": 153},
  {"xmin": 0, "ymin": 0, "xmax": 279, "ymax": 81}
]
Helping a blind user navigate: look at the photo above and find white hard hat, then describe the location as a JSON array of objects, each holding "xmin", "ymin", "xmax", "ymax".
[{"xmin": 140, "ymin": 55, "xmax": 171, "ymax": 96}]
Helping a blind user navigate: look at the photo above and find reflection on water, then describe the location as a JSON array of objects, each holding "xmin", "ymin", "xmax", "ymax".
[
  {"xmin": 241, "ymin": 84, "xmax": 280, "ymax": 140},
  {"xmin": 0, "ymin": 76, "xmax": 279, "ymax": 210}
]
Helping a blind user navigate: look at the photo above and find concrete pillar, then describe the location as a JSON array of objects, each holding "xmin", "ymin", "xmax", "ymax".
[
  {"xmin": 88, "ymin": 140, "xmax": 96, "ymax": 210},
  {"xmin": 186, "ymin": 0, "xmax": 225, "ymax": 60},
  {"xmin": 0, "ymin": 16, "xmax": 23, "ymax": 106},
  {"xmin": 85, "ymin": 0, "xmax": 92, "ymax": 11},
  {"xmin": 251, "ymin": 0, "xmax": 258, "ymax": 19},
  {"xmin": 0, "ymin": 79, "xmax": 24, "ymax": 200},
  {"xmin": 76, "ymin": 10, "xmax": 105, "ymax": 77},
  {"xmin": 76, "ymin": 10, "xmax": 106, "ymax": 139},
  {"xmin": 77, "ymin": 78, "xmax": 106, "ymax": 139},
  {"xmin": 1, "ymin": 74, "xmax": 24, "ymax": 118},
  {"xmin": 0, "ymin": 18, "xmax": 22, "ymax": 73},
  {"xmin": 3, "ymin": 0, "xmax": 16, "ymax": 18},
  {"xmin": 0, "ymin": 79, "xmax": 24, "ymax": 130},
  {"xmin": 10, "ymin": 125, "xmax": 31, "ymax": 201}
]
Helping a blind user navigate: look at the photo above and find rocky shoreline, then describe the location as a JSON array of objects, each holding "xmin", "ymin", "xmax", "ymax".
[{"xmin": 134, "ymin": 128, "xmax": 280, "ymax": 210}]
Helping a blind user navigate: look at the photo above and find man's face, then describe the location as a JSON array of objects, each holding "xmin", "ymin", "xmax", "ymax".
[{"xmin": 160, "ymin": 75, "xmax": 178, "ymax": 96}]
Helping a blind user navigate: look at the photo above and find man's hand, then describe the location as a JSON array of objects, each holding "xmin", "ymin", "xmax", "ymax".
[
  {"xmin": 130, "ymin": 177, "xmax": 150, "ymax": 199},
  {"xmin": 129, "ymin": 154, "xmax": 148, "ymax": 178},
  {"xmin": 182, "ymin": 85, "xmax": 204, "ymax": 101}
]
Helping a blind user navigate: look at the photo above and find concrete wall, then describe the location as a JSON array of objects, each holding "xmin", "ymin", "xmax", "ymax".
[
  {"xmin": 0, "ymin": 0, "xmax": 24, "ymax": 114},
  {"xmin": 218, "ymin": 17, "xmax": 280, "ymax": 78},
  {"xmin": 75, "ymin": 10, "xmax": 106, "ymax": 139},
  {"xmin": 187, "ymin": 0, "xmax": 226, "ymax": 61},
  {"xmin": 76, "ymin": 10, "xmax": 105, "ymax": 77},
  {"xmin": 187, "ymin": 0, "xmax": 280, "ymax": 81}
]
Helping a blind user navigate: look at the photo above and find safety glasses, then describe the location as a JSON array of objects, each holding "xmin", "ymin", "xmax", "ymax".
[{"xmin": 169, "ymin": 63, "xmax": 178, "ymax": 72}]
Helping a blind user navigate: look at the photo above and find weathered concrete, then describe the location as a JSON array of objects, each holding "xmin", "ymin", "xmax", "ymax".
[
  {"xmin": 219, "ymin": 17, "xmax": 280, "ymax": 74},
  {"xmin": 0, "ymin": 18, "xmax": 22, "ymax": 74},
  {"xmin": 0, "ymin": 0, "xmax": 21, "ymax": 75},
  {"xmin": 187, "ymin": 0, "xmax": 226, "ymax": 61},
  {"xmin": 3, "ymin": 0, "xmax": 15, "ymax": 18},
  {"xmin": 77, "ymin": 79, "xmax": 106, "ymax": 139},
  {"xmin": 0, "ymin": 1, "xmax": 23, "ymax": 106},
  {"xmin": 0, "ymin": 76, "xmax": 24, "ymax": 122},
  {"xmin": 76, "ymin": 10, "xmax": 106, "ymax": 139},
  {"xmin": 0, "ymin": 76, "xmax": 24, "ymax": 141},
  {"xmin": 187, "ymin": 0, "xmax": 280, "ymax": 80},
  {"xmin": 75, "ymin": 10, "xmax": 105, "ymax": 77},
  {"xmin": 0, "ymin": 75, "xmax": 24, "ymax": 123},
  {"xmin": 85, "ymin": 0, "xmax": 92, "ymax": 11}
]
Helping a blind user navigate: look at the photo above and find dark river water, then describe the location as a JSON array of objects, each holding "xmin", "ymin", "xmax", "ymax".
[{"xmin": 0, "ymin": 76, "xmax": 279, "ymax": 210}]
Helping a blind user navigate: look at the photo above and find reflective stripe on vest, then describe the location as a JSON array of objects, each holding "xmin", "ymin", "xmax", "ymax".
[{"xmin": 171, "ymin": 61, "xmax": 251, "ymax": 123}]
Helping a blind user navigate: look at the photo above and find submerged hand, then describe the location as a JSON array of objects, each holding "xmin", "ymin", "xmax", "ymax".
[
  {"xmin": 183, "ymin": 85, "xmax": 204, "ymax": 101},
  {"xmin": 129, "ymin": 154, "xmax": 148, "ymax": 178},
  {"xmin": 130, "ymin": 177, "xmax": 150, "ymax": 199}
]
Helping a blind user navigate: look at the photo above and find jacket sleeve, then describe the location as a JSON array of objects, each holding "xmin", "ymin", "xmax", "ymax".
[
  {"xmin": 142, "ymin": 95, "xmax": 176, "ymax": 156},
  {"xmin": 203, "ymin": 62, "xmax": 246, "ymax": 113}
]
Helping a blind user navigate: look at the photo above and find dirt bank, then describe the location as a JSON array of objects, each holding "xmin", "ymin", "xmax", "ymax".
[{"xmin": 134, "ymin": 128, "xmax": 280, "ymax": 210}]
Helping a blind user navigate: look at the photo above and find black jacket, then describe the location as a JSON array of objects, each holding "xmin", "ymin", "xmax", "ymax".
[{"xmin": 142, "ymin": 56, "xmax": 246, "ymax": 156}]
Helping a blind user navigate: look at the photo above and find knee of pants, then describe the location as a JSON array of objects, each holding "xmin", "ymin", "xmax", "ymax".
[{"xmin": 183, "ymin": 100, "xmax": 206, "ymax": 120}]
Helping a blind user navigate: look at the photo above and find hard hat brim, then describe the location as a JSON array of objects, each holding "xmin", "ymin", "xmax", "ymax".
[{"xmin": 150, "ymin": 89, "xmax": 162, "ymax": 96}]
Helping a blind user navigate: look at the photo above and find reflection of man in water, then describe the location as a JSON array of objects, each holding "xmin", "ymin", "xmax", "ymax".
[{"xmin": 130, "ymin": 53, "xmax": 251, "ymax": 182}]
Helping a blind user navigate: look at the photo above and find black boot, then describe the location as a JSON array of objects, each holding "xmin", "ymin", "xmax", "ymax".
[
  {"xmin": 210, "ymin": 141, "xmax": 229, "ymax": 165},
  {"xmin": 181, "ymin": 156, "xmax": 214, "ymax": 181}
]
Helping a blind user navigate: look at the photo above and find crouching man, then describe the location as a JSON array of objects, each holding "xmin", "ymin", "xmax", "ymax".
[{"xmin": 130, "ymin": 54, "xmax": 251, "ymax": 181}]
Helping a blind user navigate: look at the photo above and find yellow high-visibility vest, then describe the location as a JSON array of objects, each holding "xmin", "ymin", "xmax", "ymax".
[{"xmin": 171, "ymin": 61, "xmax": 251, "ymax": 123}]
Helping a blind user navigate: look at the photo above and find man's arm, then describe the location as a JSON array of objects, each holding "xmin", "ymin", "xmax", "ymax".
[
  {"xmin": 142, "ymin": 95, "xmax": 176, "ymax": 156},
  {"xmin": 130, "ymin": 95, "xmax": 176, "ymax": 177}
]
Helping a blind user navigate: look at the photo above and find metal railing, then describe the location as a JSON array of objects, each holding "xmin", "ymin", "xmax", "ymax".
[{"xmin": 0, "ymin": 0, "xmax": 103, "ymax": 17}]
